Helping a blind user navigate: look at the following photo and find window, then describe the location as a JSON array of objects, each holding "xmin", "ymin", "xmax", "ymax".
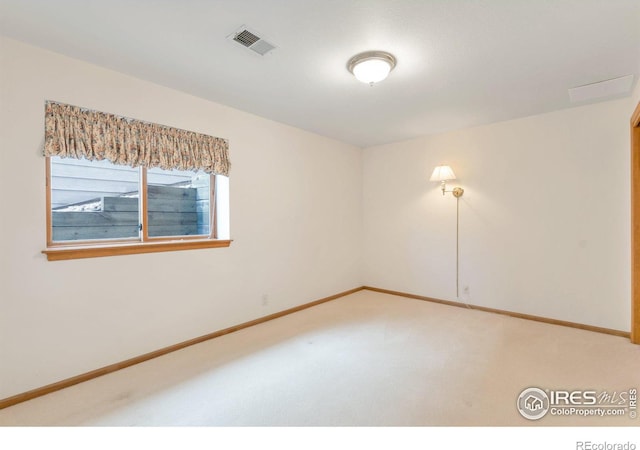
[
  {"xmin": 45, "ymin": 156, "xmax": 230, "ymax": 260},
  {"xmin": 42, "ymin": 101, "xmax": 231, "ymax": 261},
  {"xmin": 49, "ymin": 156, "xmax": 215, "ymax": 241}
]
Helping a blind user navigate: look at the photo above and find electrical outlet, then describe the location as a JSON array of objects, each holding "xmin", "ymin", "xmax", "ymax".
[{"xmin": 261, "ymin": 294, "xmax": 269, "ymax": 306}]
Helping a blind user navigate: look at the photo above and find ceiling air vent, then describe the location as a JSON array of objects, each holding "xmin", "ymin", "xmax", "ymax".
[
  {"xmin": 568, "ymin": 74, "xmax": 634, "ymax": 103},
  {"xmin": 228, "ymin": 26, "xmax": 276, "ymax": 56}
]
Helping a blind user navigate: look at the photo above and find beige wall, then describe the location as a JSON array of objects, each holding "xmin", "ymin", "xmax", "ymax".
[
  {"xmin": 0, "ymin": 37, "xmax": 363, "ymax": 398},
  {"xmin": 362, "ymin": 96, "xmax": 636, "ymax": 331}
]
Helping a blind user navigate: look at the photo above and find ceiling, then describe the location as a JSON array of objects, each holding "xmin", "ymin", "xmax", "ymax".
[{"xmin": 1, "ymin": 0, "xmax": 639, "ymax": 147}]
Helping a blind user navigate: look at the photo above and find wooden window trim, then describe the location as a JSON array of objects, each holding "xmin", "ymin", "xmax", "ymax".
[
  {"xmin": 42, "ymin": 239, "xmax": 231, "ymax": 261},
  {"xmin": 44, "ymin": 157, "xmax": 230, "ymax": 261}
]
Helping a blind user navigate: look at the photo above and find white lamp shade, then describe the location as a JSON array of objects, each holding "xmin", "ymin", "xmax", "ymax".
[
  {"xmin": 348, "ymin": 51, "xmax": 396, "ymax": 85},
  {"xmin": 352, "ymin": 58, "xmax": 392, "ymax": 84},
  {"xmin": 430, "ymin": 165, "xmax": 456, "ymax": 182}
]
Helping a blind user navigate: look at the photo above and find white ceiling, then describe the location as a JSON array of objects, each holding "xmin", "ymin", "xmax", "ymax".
[{"xmin": 1, "ymin": 0, "xmax": 639, "ymax": 147}]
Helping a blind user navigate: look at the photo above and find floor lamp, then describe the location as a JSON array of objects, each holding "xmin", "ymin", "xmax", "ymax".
[{"xmin": 430, "ymin": 165, "xmax": 464, "ymax": 297}]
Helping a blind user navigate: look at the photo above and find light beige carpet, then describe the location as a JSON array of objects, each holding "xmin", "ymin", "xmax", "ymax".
[{"xmin": 0, "ymin": 290, "xmax": 638, "ymax": 426}]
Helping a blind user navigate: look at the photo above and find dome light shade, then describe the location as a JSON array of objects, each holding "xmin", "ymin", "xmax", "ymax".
[
  {"xmin": 352, "ymin": 59, "xmax": 391, "ymax": 84},
  {"xmin": 347, "ymin": 51, "xmax": 396, "ymax": 85}
]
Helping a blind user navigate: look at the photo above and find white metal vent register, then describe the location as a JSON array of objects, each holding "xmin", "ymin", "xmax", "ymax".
[{"xmin": 228, "ymin": 25, "xmax": 276, "ymax": 56}]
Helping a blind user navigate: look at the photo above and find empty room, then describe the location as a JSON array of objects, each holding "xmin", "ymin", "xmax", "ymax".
[{"xmin": 1, "ymin": 0, "xmax": 640, "ymax": 440}]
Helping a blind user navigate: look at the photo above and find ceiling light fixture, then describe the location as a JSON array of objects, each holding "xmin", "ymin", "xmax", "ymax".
[{"xmin": 347, "ymin": 51, "xmax": 396, "ymax": 85}]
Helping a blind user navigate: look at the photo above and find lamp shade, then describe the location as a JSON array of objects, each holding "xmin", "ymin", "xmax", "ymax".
[
  {"xmin": 430, "ymin": 165, "xmax": 456, "ymax": 182},
  {"xmin": 347, "ymin": 51, "xmax": 397, "ymax": 84},
  {"xmin": 352, "ymin": 59, "xmax": 392, "ymax": 84}
]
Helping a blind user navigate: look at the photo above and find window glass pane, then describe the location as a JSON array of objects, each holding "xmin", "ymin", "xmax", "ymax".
[
  {"xmin": 50, "ymin": 156, "xmax": 140, "ymax": 242},
  {"xmin": 146, "ymin": 167, "xmax": 210, "ymax": 237}
]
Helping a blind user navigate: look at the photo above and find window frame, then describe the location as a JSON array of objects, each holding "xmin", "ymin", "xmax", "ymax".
[{"xmin": 43, "ymin": 156, "xmax": 231, "ymax": 261}]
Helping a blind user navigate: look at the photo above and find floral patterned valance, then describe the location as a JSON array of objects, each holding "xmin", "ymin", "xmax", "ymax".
[{"xmin": 44, "ymin": 101, "xmax": 230, "ymax": 176}]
